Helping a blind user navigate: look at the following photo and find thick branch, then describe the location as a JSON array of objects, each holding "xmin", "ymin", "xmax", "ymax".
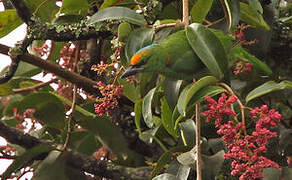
[
  {"xmin": 0, "ymin": 120, "xmax": 151, "ymax": 179},
  {"xmin": 0, "ymin": 44, "xmax": 99, "ymax": 95},
  {"xmin": 9, "ymin": 0, "xmax": 33, "ymax": 24}
]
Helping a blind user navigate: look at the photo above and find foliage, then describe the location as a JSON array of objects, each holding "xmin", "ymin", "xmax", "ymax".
[{"xmin": 0, "ymin": 0, "xmax": 292, "ymax": 179}]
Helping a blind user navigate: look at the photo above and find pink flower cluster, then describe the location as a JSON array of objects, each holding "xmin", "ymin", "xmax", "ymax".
[
  {"xmin": 94, "ymin": 81, "xmax": 124, "ymax": 117},
  {"xmin": 233, "ymin": 61, "xmax": 252, "ymax": 75},
  {"xmin": 33, "ymin": 43, "xmax": 49, "ymax": 57},
  {"xmin": 201, "ymin": 93, "xmax": 237, "ymax": 127},
  {"xmin": 202, "ymin": 94, "xmax": 281, "ymax": 180}
]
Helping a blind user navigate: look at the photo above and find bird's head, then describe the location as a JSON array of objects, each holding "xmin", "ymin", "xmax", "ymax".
[{"xmin": 121, "ymin": 45, "xmax": 155, "ymax": 78}]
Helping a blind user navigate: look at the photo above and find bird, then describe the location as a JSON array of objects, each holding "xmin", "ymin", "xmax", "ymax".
[{"xmin": 121, "ymin": 30, "xmax": 204, "ymax": 80}]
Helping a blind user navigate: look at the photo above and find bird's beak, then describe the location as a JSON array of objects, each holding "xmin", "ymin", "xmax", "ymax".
[{"xmin": 121, "ymin": 66, "xmax": 145, "ymax": 78}]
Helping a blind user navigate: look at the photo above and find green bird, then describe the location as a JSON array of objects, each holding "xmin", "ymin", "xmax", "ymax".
[{"xmin": 121, "ymin": 30, "xmax": 204, "ymax": 80}]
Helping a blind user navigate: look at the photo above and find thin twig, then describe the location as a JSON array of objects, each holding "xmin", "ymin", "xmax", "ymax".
[
  {"xmin": 182, "ymin": 0, "xmax": 189, "ymax": 27},
  {"xmin": 205, "ymin": 17, "xmax": 225, "ymax": 28},
  {"xmin": 195, "ymin": 104, "xmax": 202, "ymax": 180},
  {"xmin": 217, "ymin": 82, "xmax": 247, "ymax": 135},
  {"xmin": 219, "ymin": 0, "xmax": 229, "ymax": 23},
  {"xmin": 62, "ymin": 42, "xmax": 80, "ymax": 151},
  {"xmin": 13, "ymin": 78, "xmax": 58, "ymax": 94},
  {"xmin": 154, "ymin": 23, "xmax": 179, "ymax": 32}
]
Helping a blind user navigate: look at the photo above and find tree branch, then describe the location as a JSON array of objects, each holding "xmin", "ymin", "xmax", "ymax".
[
  {"xmin": 0, "ymin": 44, "xmax": 99, "ymax": 95},
  {"xmin": 0, "ymin": 120, "xmax": 151, "ymax": 179}
]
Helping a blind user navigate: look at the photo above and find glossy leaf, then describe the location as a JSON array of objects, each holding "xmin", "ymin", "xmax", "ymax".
[
  {"xmin": 60, "ymin": 0, "xmax": 90, "ymax": 16},
  {"xmin": 177, "ymin": 76, "xmax": 218, "ymax": 116},
  {"xmin": 89, "ymin": 7, "xmax": 147, "ymax": 26},
  {"xmin": 125, "ymin": 28, "xmax": 154, "ymax": 62},
  {"xmin": 0, "ymin": 10, "xmax": 22, "ymax": 38},
  {"xmin": 164, "ymin": 78, "xmax": 182, "ymax": 110},
  {"xmin": 202, "ymin": 150, "xmax": 225, "ymax": 179},
  {"xmin": 177, "ymin": 146, "xmax": 197, "ymax": 165},
  {"xmin": 151, "ymin": 146, "xmax": 192, "ymax": 178},
  {"xmin": 179, "ymin": 119, "xmax": 196, "ymax": 146},
  {"xmin": 118, "ymin": 78, "xmax": 138, "ymax": 102},
  {"xmin": 190, "ymin": 0, "xmax": 213, "ymax": 23},
  {"xmin": 142, "ymin": 87, "xmax": 157, "ymax": 128},
  {"xmin": 224, "ymin": 0, "xmax": 240, "ymax": 29},
  {"xmin": 246, "ymin": 81, "xmax": 292, "ymax": 103},
  {"xmin": 176, "ymin": 165, "xmax": 191, "ymax": 180},
  {"xmin": 240, "ymin": 2, "xmax": 270, "ymax": 30},
  {"xmin": 100, "ymin": 0, "xmax": 124, "ymax": 10},
  {"xmin": 152, "ymin": 173, "xmax": 180, "ymax": 180},
  {"xmin": 2, "ymin": 145, "xmax": 55, "ymax": 179},
  {"xmin": 25, "ymin": 0, "xmax": 59, "ymax": 22},
  {"xmin": 186, "ymin": 23, "xmax": 228, "ymax": 80},
  {"xmin": 229, "ymin": 45, "xmax": 272, "ymax": 75},
  {"xmin": 248, "ymin": 0, "xmax": 263, "ymax": 14},
  {"xmin": 161, "ymin": 97, "xmax": 178, "ymax": 137},
  {"xmin": 18, "ymin": 92, "xmax": 66, "ymax": 129}
]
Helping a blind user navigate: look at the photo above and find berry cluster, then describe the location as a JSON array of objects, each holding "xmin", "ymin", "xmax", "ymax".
[
  {"xmin": 233, "ymin": 61, "xmax": 252, "ymax": 75},
  {"xmin": 202, "ymin": 94, "xmax": 281, "ymax": 180},
  {"xmin": 94, "ymin": 81, "xmax": 124, "ymax": 117},
  {"xmin": 13, "ymin": 108, "xmax": 39, "ymax": 133}
]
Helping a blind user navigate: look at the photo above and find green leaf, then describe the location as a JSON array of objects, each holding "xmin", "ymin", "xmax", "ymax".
[
  {"xmin": 179, "ymin": 119, "xmax": 196, "ymax": 146},
  {"xmin": 89, "ymin": 7, "xmax": 146, "ymax": 26},
  {"xmin": 190, "ymin": 0, "xmax": 213, "ymax": 23},
  {"xmin": 134, "ymin": 99, "xmax": 143, "ymax": 135},
  {"xmin": 0, "ymin": 82, "xmax": 14, "ymax": 96},
  {"xmin": 2, "ymin": 145, "xmax": 55, "ymax": 179},
  {"xmin": 153, "ymin": 173, "xmax": 180, "ymax": 180},
  {"xmin": 14, "ymin": 61, "xmax": 42, "ymax": 77},
  {"xmin": 118, "ymin": 22, "xmax": 132, "ymax": 42},
  {"xmin": 0, "ymin": 10, "xmax": 22, "ymax": 38},
  {"xmin": 246, "ymin": 81, "xmax": 292, "ymax": 103},
  {"xmin": 118, "ymin": 78, "xmax": 138, "ymax": 102},
  {"xmin": 164, "ymin": 78, "xmax": 182, "ymax": 110},
  {"xmin": 248, "ymin": 0, "xmax": 263, "ymax": 14},
  {"xmin": 202, "ymin": 150, "xmax": 225, "ymax": 179},
  {"xmin": 125, "ymin": 28, "xmax": 154, "ymax": 62},
  {"xmin": 70, "ymin": 131, "xmax": 100, "ymax": 155},
  {"xmin": 151, "ymin": 146, "xmax": 192, "ymax": 178},
  {"xmin": 177, "ymin": 76, "xmax": 218, "ymax": 116},
  {"xmin": 186, "ymin": 23, "xmax": 228, "ymax": 81},
  {"xmin": 18, "ymin": 92, "xmax": 66, "ymax": 129},
  {"xmin": 47, "ymin": 42, "xmax": 65, "ymax": 63},
  {"xmin": 142, "ymin": 87, "xmax": 157, "ymax": 128},
  {"xmin": 60, "ymin": 0, "xmax": 90, "ymax": 16},
  {"xmin": 161, "ymin": 97, "xmax": 178, "ymax": 138},
  {"xmin": 176, "ymin": 165, "xmax": 191, "ymax": 180},
  {"xmin": 229, "ymin": 45, "xmax": 272, "ymax": 74},
  {"xmin": 240, "ymin": 2, "xmax": 270, "ymax": 30},
  {"xmin": 32, "ymin": 150, "xmax": 67, "ymax": 180},
  {"xmin": 25, "ymin": 0, "xmax": 59, "ymax": 22},
  {"xmin": 78, "ymin": 116, "xmax": 144, "ymax": 166},
  {"xmin": 224, "ymin": 0, "xmax": 240, "ymax": 29},
  {"xmin": 177, "ymin": 146, "xmax": 197, "ymax": 165},
  {"xmin": 100, "ymin": 0, "xmax": 124, "ymax": 10}
]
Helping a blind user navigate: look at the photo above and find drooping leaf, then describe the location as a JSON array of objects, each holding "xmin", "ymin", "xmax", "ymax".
[
  {"xmin": 246, "ymin": 81, "xmax": 292, "ymax": 103},
  {"xmin": 89, "ymin": 7, "xmax": 147, "ymax": 26},
  {"xmin": 164, "ymin": 78, "xmax": 182, "ymax": 110},
  {"xmin": 176, "ymin": 165, "xmax": 191, "ymax": 180},
  {"xmin": 151, "ymin": 146, "xmax": 192, "ymax": 178},
  {"xmin": 224, "ymin": 0, "xmax": 240, "ymax": 29},
  {"xmin": 186, "ymin": 23, "xmax": 229, "ymax": 81},
  {"xmin": 125, "ymin": 28, "xmax": 154, "ymax": 62},
  {"xmin": 177, "ymin": 146, "xmax": 197, "ymax": 165},
  {"xmin": 240, "ymin": 2, "xmax": 270, "ymax": 30},
  {"xmin": 2, "ymin": 145, "xmax": 55, "ymax": 179},
  {"xmin": 248, "ymin": 0, "xmax": 263, "ymax": 14},
  {"xmin": 177, "ymin": 76, "xmax": 218, "ymax": 116},
  {"xmin": 0, "ymin": 10, "xmax": 22, "ymax": 38},
  {"xmin": 202, "ymin": 150, "xmax": 225, "ymax": 179},
  {"xmin": 161, "ymin": 97, "xmax": 178, "ymax": 138},
  {"xmin": 179, "ymin": 119, "xmax": 196, "ymax": 146},
  {"xmin": 142, "ymin": 87, "xmax": 157, "ymax": 128},
  {"xmin": 152, "ymin": 173, "xmax": 180, "ymax": 180},
  {"xmin": 190, "ymin": 0, "xmax": 213, "ymax": 23}
]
